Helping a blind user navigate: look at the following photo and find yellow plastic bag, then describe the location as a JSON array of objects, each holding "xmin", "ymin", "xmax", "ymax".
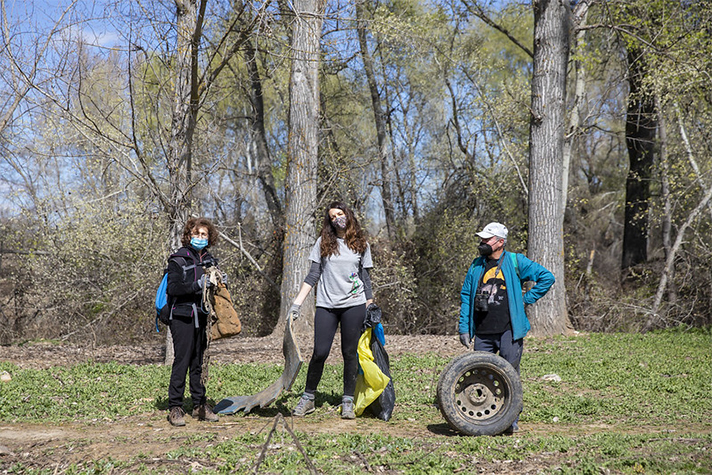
[{"xmin": 354, "ymin": 328, "xmax": 390, "ymax": 416}]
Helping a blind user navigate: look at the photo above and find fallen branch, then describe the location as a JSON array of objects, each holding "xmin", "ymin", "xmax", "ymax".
[
  {"xmin": 353, "ymin": 450, "xmax": 372, "ymax": 472},
  {"xmin": 252, "ymin": 415, "xmax": 281, "ymax": 473},
  {"xmin": 252, "ymin": 413, "xmax": 317, "ymax": 474},
  {"xmin": 280, "ymin": 415, "xmax": 318, "ymax": 474}
]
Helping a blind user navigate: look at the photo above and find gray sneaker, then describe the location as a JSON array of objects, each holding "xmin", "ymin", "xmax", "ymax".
[
  {"xmin": 341, "ymin": 397, "xmax": 355, "ymax": 419},
  {"xmin": 168, "ymin": 406, "xmax": 186, "ymax": 427},
  {"xmin": 292, "ymin": 394, "xmax": 315, "ymax": 416}
]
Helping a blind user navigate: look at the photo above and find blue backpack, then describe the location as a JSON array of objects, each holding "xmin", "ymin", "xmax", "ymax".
[
  {"xmin": 155, "ymin": 273, "xmax": 170, "ymax": 331},
  {"xmin": 154, "ymin": 255, "xmax": 194, "ymax": 331}
]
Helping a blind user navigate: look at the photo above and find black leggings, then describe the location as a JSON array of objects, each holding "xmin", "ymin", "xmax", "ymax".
[{"xmin": 305, "ymin": 304, "xmax": 366, "ymax": 397}]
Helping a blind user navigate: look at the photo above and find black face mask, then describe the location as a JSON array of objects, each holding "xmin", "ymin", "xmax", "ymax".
[{"xmin": 478, "ymin": 243, "xmax": 493, "ymax": 256}]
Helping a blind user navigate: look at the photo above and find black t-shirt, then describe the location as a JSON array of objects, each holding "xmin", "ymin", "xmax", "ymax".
[{"xmin": 474, "ymin": 256, "xmax": 511, "ymax": 335}]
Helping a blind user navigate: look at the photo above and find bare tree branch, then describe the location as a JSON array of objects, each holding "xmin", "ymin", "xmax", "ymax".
[
  {"xmin": 460, "ymin": 0, "xmax": 534, "ymax": 58},
  {"xmin": 0, "ymin": 0, "xmax": 79, "ymax": 134}
]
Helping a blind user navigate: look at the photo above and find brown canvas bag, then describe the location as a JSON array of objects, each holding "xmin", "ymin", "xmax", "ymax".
[{"xmin": 201, "ymin": 266, "xmax": 242, "ymax": 340}]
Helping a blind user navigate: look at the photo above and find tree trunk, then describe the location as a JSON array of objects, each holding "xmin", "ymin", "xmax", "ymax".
[
  {"xmin": 562, "ymin": 0, "xmax": 591, "ymax": 214},
  {"xmin": 621, "ymin": 49, "xmax": 655, "ymax": 270},
  {"xmin": 656, "ymin": 96, "xmax": 676, "ymax": 305},
  {"xmin": 355, "ymin": 0, "xmax": 396, "ymax": 241},
  {"xmin": 527, "ymin": 0, "xmax": 573, "ymax": 336},
  {"xmin": 275, "ymin": 0, "xmax": 326, "ymax": 337},
  {"xmin": 164, "ymin": 0, "xmax": 207, "ymax": 365},
  {"xmin": 245, "ymin": 38, "xmax": 284, "ymax": 231}
]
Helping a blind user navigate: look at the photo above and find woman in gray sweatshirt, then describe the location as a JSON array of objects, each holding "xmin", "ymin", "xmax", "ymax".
[{"xmin": 288, "ymin": 201, "xmax": 374, "ymax": 419}]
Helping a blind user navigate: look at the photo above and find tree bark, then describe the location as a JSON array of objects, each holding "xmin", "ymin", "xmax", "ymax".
[
  {"xmin": 275, "ymin": 0, "xmax": 326, "ymax": 337},
  {"xmin": 527, "ymin": 0, "xmax": 573, "ymax": 336},
  {"xmin": 562, "ymin": 0, "xmax": 591, "ymax": 215},
  {"xmin": 656, "ymin": 96, "xmax": 676, "ymax": 305},
  {"xmin": 355, "ymin": 0, "xmax": 396, "ymax": 241},
  {"xmin": 164, "ymin": 0, "xmax": 207, "ymax": 365},
  {"xmin": 245, "ymin": 38, "xmax": 284, "ymax": 231},
  {"xmin": 621, "ymin": 49, "xmax": 655, "ymax": 270}
]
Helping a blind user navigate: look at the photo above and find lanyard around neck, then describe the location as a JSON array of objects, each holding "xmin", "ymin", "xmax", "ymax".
[{"xmin": 477, "ymin": 251, "xmax": 505, "ymax": 291}]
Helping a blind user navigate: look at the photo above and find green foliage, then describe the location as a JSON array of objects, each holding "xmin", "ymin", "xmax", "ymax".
[
  {"xmin": 558, "ymin": 0, "xmax": 712, "ymax": 333},
  {"xmin": 9, "ymin": 197, "xmax": 167, "ymax": 344},
  {"xmin": 608, "ymin": 0, "xmax": 712, "ymax": 98},
  {"xmin": 1, "ymin": 330, "xmax": 709, "ymax": 433},
  {"xmin": 3, "ymin": 0, "xmax": 712, "ymax": 345},
  {"xmin": 0, "ymin": 361, "xmax": 168, "ymax": 422},
  {"xmin": 148, "ymin": 430, "xmax": 711, "ymax": 474}
]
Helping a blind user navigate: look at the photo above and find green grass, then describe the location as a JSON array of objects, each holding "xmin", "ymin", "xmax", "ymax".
[
  {"xmin": 0, "ymin": 328, "xmax": 710, "ymax": 474},
  {"xmin": 523, "ymin": 329, "xmax": 712, "ymax": 426}
]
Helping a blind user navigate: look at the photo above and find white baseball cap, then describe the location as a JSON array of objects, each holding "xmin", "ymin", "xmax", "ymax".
[{"xmin": 476, "ymin": 222, "xmax": 508, "ymax": 240}]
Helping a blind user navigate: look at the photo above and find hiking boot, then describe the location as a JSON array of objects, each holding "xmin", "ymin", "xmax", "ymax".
[
  {"xmin": 192, "ymin": 404, "xmax": 219, "ymax": 422},
  {"xmin": 292, "ymin": 394, "xmax": 315, "ymax": 417},
  {"xmin": 341, "ymin": 396, "xmax": 355, "ymax": 420},
  {"xmin": 168, "ymin": 406, "xmax": 186, "ymax": 427}
]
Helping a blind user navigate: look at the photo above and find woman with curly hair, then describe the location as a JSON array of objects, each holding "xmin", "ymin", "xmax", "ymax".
[
  {"xmin": 166, "ymin": 217, "xmax": 221, "ymax": 426},
  {"xmin": 289, "ymin": 201, "xmax": 374, "ymax": 419}
]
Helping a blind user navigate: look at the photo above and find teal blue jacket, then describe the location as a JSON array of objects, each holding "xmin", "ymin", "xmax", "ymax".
[{"xmin": 459, "ymin": 251, "xmax": 555, "ymax": 341}]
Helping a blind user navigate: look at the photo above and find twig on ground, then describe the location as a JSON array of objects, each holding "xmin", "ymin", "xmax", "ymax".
[
  {"xmin": 384, "ymin": 444, "xmax": 441, "ymax": 468},
  {"xmin": 252, "ymin": 414, "xmax": 281, "ymax": 473},
  {"xmin": 280, "ymin": 415, "xmax": 318, "ymax": 474},
  {"xmin": 252, "ymin": 413, "xmax": 318, "ymax": 474},
  {"xmin": 353, "ymin": 449, "xmax": 373, "ymax": 472}
]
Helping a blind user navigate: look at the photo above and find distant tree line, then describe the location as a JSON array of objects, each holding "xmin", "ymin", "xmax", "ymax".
[{"xmin": 1, "ymin": 0, "xmax": 710, "ymax": 345}]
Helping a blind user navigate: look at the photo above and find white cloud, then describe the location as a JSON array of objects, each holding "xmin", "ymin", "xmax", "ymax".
[
  {"xmin": 62, "ymin": 24, "xmax": 121, "ymax": 49},
  {"xmin": 81, "ymin": 28, "xmax": 121, "ymax": 48}
]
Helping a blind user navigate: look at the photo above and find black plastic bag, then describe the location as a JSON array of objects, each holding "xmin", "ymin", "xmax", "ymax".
[
  {"xmin": 368, "ymin": 335, "xmax": 395, "ymax": 421},
  {"xmin": 363, "ymin": 303, "xmax": 382, "ymax": 330}
]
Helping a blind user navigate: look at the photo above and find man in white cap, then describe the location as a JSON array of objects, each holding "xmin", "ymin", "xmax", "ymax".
[{"xmin": 458, "ymin": 222, "xmax": 555, "ymax": 433}]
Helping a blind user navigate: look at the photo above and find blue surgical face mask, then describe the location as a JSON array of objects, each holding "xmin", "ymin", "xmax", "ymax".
[{"xmin": 190, "ymin": 237, "xmax": 208, "ymax": 250}]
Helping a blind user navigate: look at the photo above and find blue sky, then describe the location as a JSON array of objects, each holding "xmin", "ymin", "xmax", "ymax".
[{"xmin": 7, "ymin": 0, "xmax": 122, "ymax": 49}]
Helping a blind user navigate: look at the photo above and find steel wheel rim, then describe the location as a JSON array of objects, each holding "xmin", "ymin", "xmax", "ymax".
[{"xmin": 454, "ymin": 367, "xmax": 508, "ymax": 421}]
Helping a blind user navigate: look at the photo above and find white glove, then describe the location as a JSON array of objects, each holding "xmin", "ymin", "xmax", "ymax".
[{"xmin": 288, "ymin": 303, "xmax": 301, "ymax": 321}]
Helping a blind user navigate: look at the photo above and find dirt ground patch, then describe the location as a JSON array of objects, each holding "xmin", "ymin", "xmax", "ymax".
[
  {"xmin": 0, "ymin": 334, "xmax": 461, "ymax": 368},
  {"xmin": 2, "ymin": 414, "xmax": 704, "ymax": 474}
]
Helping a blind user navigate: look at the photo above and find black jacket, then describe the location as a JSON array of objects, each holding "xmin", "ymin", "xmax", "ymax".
[{"xmin": 166, "ymin": 246, "xmax": 215, "ymax": 319}]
